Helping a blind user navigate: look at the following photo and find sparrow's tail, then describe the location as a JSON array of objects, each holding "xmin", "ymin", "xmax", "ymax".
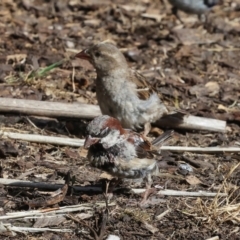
[
  {"xmin": 138, "ymin": 93, "xmax": 168, "ymax": 125},
  {"xmin": 151, "ymin": 130, "xmax": 174, "ymax": 148}
]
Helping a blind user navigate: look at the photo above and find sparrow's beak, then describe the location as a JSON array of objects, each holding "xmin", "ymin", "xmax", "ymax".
[
  {"xmin": 84, "ymin": 135, "xmax": 100, "ymax": 149},
  {"xmin": 75, "ymin": 49, "xmax": 91, "ymax": 61}
]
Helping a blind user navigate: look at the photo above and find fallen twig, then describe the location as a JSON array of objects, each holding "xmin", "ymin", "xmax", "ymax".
[
  {"xmin": 155, "ymin": 208, "xmax": 172, "ymax": 221},
  {"xmin": 131, "ymin": 189, "xmax": 228, "ymax": 197},
  {"xmin": 0, "ymin": 202, "xmax": 115, "ymax": 220},
  {"xmin": 0, "ymin": 97, "xmax": 227, "ymax": 132},
  {"xmin": 2, "ymin": 131, "xmax": 239, "ymax": 153},
  {"xmin": 106, "ymin": 235, "xmax": 121, "ymax": 240},
  {"xmin": 0, "ymin": 223, "xmax": 72, "ymax": 234},
  {"xmin": 0, "ymin": 97, "xmax": 100, "ymax": 119},
  {"xmin": 1, "ymin": 131, "xmax": 84, "ymax": 147},
  {"xmin": 206, "ymin": 237, "xmax": 219, "ymax": 240},
  {"xmin": 156, "ymin": 113, "xmax": 226, "ymax": 132},
  {"xmin": 160, "ymin": 146, "xmax": 240, "ymax": 153},
  {"xmin": 157, "ymin": 189, "xmax": 227, "ymax": 197},
  {"xmin": 24, "ymin": 184, "xmax": 68, "ymax": 208},
  {"xmin": 0, "ymin": 178, "xmax": 102, "ymax": 192},
  {"xmin": 1, "ymin": 177, "xmax": 228, "ymax": 199},
  {"xmin": 67, "ymin": 214, "xmax": 99, "ymax": 240}
]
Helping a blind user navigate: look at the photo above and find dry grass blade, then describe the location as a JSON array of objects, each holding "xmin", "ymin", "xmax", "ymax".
[
  {"xmin": 0, "ymin": 202, "xmax": 115, "ymax": 220},
  {"xmin": 183, "ymin": 163, "xmax": 240, "ymax": 225},
  {"xmin": 0, "ymin": 223, "xmax": 72, "ymax": 234},
  {"xmin": 67, "ymin": 214, "xmax": 100, "ymax": 240}
]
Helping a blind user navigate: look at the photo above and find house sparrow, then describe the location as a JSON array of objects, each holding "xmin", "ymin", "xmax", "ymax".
[
  {"xmin": 75, "ymin": 42, "xmax": 168, "ymax": 135},
  {"xmin": 168, "ymin": 0, "xmax": 220, "ymax": 22},
  {"xmin": 84, "ymin": 115, "xmax": 174, "ymax": 203}
]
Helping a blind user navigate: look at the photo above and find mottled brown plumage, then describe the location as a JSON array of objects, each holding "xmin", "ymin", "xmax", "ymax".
[
  {"xmin": 76, "ymin": 42, "xmax": 168, "ymax": 131},
  {"xmin": 84, "ymin": 115, "xmax": 174, "ymax": 203}
]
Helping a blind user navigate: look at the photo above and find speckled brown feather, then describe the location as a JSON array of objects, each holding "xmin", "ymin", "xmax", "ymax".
[
  {"xmin": 85, "ymin": 116, "xmax": 174, "ymax": 181},
  {"xmin": 126, "ymin": 129, "xmax": 174, "ymax": 159},
  {"xmin": 129, "ymin": 70, "xmax": 153, "ymax": 100}
]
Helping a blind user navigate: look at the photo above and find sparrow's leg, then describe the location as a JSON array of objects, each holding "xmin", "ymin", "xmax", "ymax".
[
  {"xmin": 102, "ymin": 178, "xmax": 121, "ymax": 205},
  {"xmin": 171, "ymin": 6, "xmax": 184, "ymax": 24},
  {"xmin": 102, "ymin": 179, "xmax": 111, "ymax": 208},
  {"xmin": 142, "ymin": 122, "xmax": 152, "ymax": 137},
  {"xmin": 198, "ymin": 13, "xmax": 207, "ymax": 22},
  {"xmin": 139, "ymin": 174, "xmax": 156, "ymax": 206}
]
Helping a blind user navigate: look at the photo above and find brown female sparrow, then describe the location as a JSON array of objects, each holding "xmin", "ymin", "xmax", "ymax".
[
  {"xmin": 75, "ymin": 42, "xmax": 168, "ymax": 135},
  {"xmin": 84, "ymin": 115, "xmax": 174, "ymax": 203}
]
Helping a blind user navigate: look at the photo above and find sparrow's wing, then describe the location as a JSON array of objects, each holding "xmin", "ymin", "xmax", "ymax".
[
  {"xmin": 130, "ymin": 70, "xmax": 186, "ymax": 117},
  {"xmin": 134, "ymin": 130, "xmax": 175, "ymax": 158},
  {"xmin": 126, "ymin": 130, "xmax": 154, "ymax": 159},
  {"xmin": 129, "ymin": 69, "xmax": 153, "ymax": 100},
  {"xmin": 135, "ymin": 145, "xmax": 154, "ymax": 159}
]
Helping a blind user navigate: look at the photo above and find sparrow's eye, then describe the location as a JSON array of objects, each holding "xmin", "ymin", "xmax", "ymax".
[
  {"xmin": 94, "ymin": 52, "xmax": 101, "ymax": 58},
  {"xmin": 100, "ymin": 127, "xmax": 109, "ymax": 137}
]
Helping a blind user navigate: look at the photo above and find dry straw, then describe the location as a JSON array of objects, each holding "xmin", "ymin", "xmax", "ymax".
[{"xmin": 183, "ymin": 162, "xmax": 240, "ymax": 225}]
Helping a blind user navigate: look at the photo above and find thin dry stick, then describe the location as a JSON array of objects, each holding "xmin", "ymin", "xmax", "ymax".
[
  {"xmin": 155, "ymin": 208, "xmax": 171, "ymax": 221},
  {"xmin": 98, "ymin": 209, "xmax": 109, "ymax": 240},
  {"xmin": 0, "ymin": 97, "xmax": 227, "ymax": 132},
  {"xmin": 0, "ymin": 178, "xmax": 102, "ymax": 192},
  {"xmin": 160, "ymin": 146, "xmax": 240, "ymax": 153},
  {"xmin": 130, "ymin": 188, "xmax": 227, "ymax": 197},
  {"xmin": 205, "ymin": 237, "xmax": 219, "ymax": 240},
  {"xmin": 1, "ymin": 224, "xmax": 72, "ymax": 233},
  {"xmin": 67, "ymin": 214, "xmax": 99, "ymax": 240},
  {"xmin": 0, "ymin": 178, "xmax": 227, "ymax": 198},
  {"xmin": 72, "ymin": 66, "xmax": 76, "ymax": 92},
  {"xmin": 0, "ymin": 202, "xmax": 114, "ymax": 220},
  {"xmin": 157, "ymin": 189, "xmax": 227, "ymax": 197},
  {"xmin": 1, "ymin": 131, "xmax": 84, "ymax": 147},
  {"xmin": 0, "ymin": 97, "xmax": 101, "ymax": 119},
  {"xmin": 2, "ymin": 131, "xmax": 240, "ymax": 153}
]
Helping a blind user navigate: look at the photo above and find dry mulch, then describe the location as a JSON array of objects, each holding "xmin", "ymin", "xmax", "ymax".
[{"xmin": 0, "ymin": 0, "xmax": 240, "ymax": 239}]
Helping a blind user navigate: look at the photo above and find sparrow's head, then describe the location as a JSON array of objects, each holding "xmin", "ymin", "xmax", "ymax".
[
  {"xmin": 84, "ymin": 115, "xmax": 126, "ymax": 149},
  {"xmin": 75, "ymin": 42, "xmax": 128, "ymax": 73}
]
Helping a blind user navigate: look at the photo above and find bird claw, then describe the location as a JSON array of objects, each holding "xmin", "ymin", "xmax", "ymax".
[
  {"xmin": 141, "ymin": 187, "xmax": 156, "ymax": 201},
  {"xmin": 126, "ymin": 188, "xmax": 156, "ymax": 208}
]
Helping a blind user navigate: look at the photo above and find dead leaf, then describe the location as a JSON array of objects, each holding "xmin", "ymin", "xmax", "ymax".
[
  {"xmin": 173, "ymin": 28, "xmax": 222, "ymax": 45},
  {"xmin": 64, "ymin": 148, "xmax": 79, "ymax": 159},
  {"xmin": 205, "ymin": 81, "xmax": 220, "ymax": 97},
  {"xmin": 33, "ymin": 215, "xmax": 66, "ymax": 228},
  {"xmin": 79, "ymin": 147, "xmax": 88, "ymax": 158},
  {"xmin": 186, "ymin": 175, "xmax": 203, "ymax": 185}
]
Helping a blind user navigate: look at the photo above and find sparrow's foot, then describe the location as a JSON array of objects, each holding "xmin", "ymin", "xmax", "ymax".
[
  {"xmin": 142, "ymin": 122, "xmax": 151, "ymax": 137},
  {"xmin": 172, "ymin": 6, "xmax": 184, "ymax": 24},
  {"xmin": 102, "ymin": 178, "xmax": 121, "ymax": 206},
  {"xmin": 103, "ymin": 192, "xmax": 113, "ymax": 204},
  {"xmin": 125, "ymin": 188, "xmax": 155, "ymax": 207},
  {"xmin": 139, "ymin": 188, "xmax": 156, "ymax": 207}
]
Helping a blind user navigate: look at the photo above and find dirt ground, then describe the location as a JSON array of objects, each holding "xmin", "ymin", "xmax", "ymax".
[{"xmin": 0, "ymin": 0, "xmax": 240, "ymax": 239}]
